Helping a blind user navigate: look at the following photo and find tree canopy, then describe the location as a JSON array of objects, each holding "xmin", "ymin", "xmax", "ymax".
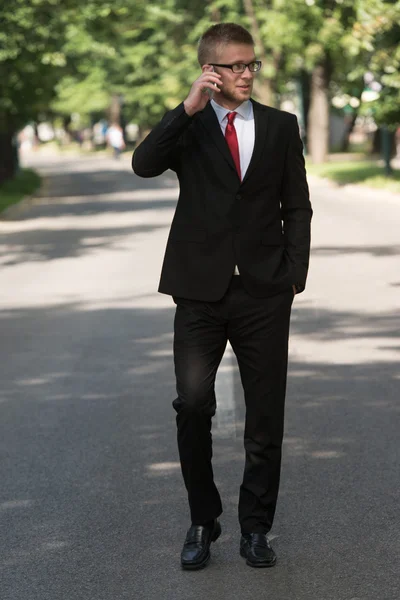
[{"xmin": 1, "ymin": 0, "xmax": 399, "ymax": 180}]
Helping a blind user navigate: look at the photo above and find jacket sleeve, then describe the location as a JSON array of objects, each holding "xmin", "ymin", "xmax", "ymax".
[
  {"xmin": 281, "ymin": 115, "xmax": 313, "ymax": 293},
  {"xmin": 132, "ymin": 103, "xmax": 193, "ymax": 178}
]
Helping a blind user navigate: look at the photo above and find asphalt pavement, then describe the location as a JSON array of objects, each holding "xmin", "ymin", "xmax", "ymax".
[{"xmin": 0, "ymin": 149, "xmax": 399, "ymax": 600}]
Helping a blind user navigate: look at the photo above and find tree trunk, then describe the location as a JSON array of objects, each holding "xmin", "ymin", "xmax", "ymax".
[
  {"xmin": 340, "ymin": 80, "xmax": 363, "ymax": 152},
  {"xmin": 109, "ymin": 94, "xmax": 122, "ymax": 125},
  {"xmin": 308, "ymin": 63, "xmax": 330, "ymax": 164},
  {"xmin": 242, "ymin": 0, "xmax": 274, "ymax": 106},
  {"xmin": 372, "ymin": 128, "xmax": 381, "ymax": 154},
  {"xmin": 340, "ymin": 113, "xmax": 358, "ymax": 152},
  {"xmin": 253, "ymin": 78, "xmax": 273, "ymax": 107},
  {"xmin": 300, "ymin": 70, "xmax": 311, "ymax": 142},
  {"xmin": 209, "ymin": 1, "xmax": 220, "ymax": 22},
  {"xmin": 0, "ymin": 130, "xmax": 16, "ymax": 184},
  {"xmin": 380, "ymin": 127, "xmax": 395, "ymax": 176}
]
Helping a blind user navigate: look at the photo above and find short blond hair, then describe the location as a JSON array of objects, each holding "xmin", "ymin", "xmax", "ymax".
[{"xmin": 198, "ymin": 23, "xmax": 255, "ymax": 66}]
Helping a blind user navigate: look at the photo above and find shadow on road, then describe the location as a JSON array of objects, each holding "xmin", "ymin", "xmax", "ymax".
[
  {"xmin": 0, "ymin": 300, "xmax": 399, "ymax": 600},
  {"xmin": 0, "ymin": 224, "xmax": 167, "ymax": 266},
  {"xmin": 0, "ymin": 158, "xmax": 179, "ymax": 266},
  {"xmin": 1, "ymin": 155, "xmax": 399, "ymax": 598},
  {"xmin": 2, "ymin": 157, "xmax": 179, "ymax": 223}
]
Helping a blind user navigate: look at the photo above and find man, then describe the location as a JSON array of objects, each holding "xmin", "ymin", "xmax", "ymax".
[
  {"xmin": 132, "ymin": 23, "xmax": 312, "ymax": 570},
  {"xmin": 106, "ymin": 122, "xmax": 125, "ymax": 159}
]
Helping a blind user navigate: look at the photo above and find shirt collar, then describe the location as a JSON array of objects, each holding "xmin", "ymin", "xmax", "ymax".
[{"xmin": 210, "ymin": 99, "xmax": 252, "ymax": 124}]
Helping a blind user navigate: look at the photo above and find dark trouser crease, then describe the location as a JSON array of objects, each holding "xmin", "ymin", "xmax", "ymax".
[{"xmin": 172, "ymin": 279, "xmax": 293, "ymax": 531}]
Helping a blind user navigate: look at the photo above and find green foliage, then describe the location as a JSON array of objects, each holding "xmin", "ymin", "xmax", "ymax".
[
  {"xmin": 0, "ymin": 0, "xmax": 128, "ymax": 130},
  {"xmin": 52, "ymin": 71, "xmax": 111, "ymax": 115},
  {"xmin": 1, "ymin": 0, "xmax": 72, "ymax": 130},
  {"xmin": 348, "ymin": 1, "xmax": 400, "ymax": 127},
  {"xmin": 306, "ymin": 159, "xmax": 400, "ymax": 192},
  {"xmin": 0, "ymin": 169, "xmax": 41, "ymax": 213},
  {"xmin": 1, "ymin": 0, "xmax": 399, "ymax": 137}
]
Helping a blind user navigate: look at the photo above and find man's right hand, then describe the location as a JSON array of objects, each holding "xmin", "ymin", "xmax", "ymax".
[{"xmin": 183, "ymin": 67, "xmax": 222, "ymax": 117}]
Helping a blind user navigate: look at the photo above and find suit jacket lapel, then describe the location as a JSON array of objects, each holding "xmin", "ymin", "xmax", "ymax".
[
  {"xmin": 197, "ymin": 103, "xmax": 237, "ymax": 175},
  {"xmin": 242, "ymin": 99, "xmax": 269, "ymax": 184},
  {"xmin": 197, "ymin": 99, "xmax": 270, "ymax": 183}
]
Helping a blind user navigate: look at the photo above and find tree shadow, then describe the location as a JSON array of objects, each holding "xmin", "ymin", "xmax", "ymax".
[
  {"xmin": 5, "ymin": 198, "xmax": 179, "ymax": 221},
  {"xmin": 23, "ymin": 153, "xmax": 178, "ymax": 198},
  {"xmin": 290, "ymin": 303, "xmax": 400, "ymax": 341},
  {"xmin": 0, "ymin": 224, "xmax": 167, "ymax": 265},
  {"xmin": 1, "ymin": 153, "xmax": 398, "ymax": 597},
  {"xmin": 0, "ymin": 301, "xmax": 399, "ymax": 599},
  {"xmin": 0, "ymin": 159, "xmax": 178, "ymax": 264},
  {"xmin": 3, "ymin": 155, "xmax": 179, "ymax": 222}
]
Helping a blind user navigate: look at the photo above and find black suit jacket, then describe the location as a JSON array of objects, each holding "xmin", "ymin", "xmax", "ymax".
[{"xmin": 132, "ymin": 99, "xmax": 312, "ymax": 301}]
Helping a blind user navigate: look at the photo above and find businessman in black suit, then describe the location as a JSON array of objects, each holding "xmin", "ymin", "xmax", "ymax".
[{"xmin": 133, "ymin": 22, "xmax": 312, "ymax": 570}]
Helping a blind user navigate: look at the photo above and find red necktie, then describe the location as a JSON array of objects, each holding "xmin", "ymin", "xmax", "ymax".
[{"xmin": 225, "ymin": 112, "xmax": 241, "ymax": 179}]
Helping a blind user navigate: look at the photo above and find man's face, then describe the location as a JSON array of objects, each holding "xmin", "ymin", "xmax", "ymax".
[{"xmin": 210, "ymin": 43, "xmax": 257, "ymax": 108}]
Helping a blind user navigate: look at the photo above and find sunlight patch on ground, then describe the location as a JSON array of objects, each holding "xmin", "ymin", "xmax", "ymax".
[
  {"xmin": 215, "ymin": 344, "xmax": 239, "ymax": 439},
  {"xmin": 288, "ymin": 369, "xmax": 319, "ymax": 378},
  {"xmin": 147, "ymin": 462, "xmax": 181, "ymax": 472},
  {"xmin": 310, "ymin": 450, "xmax": 345, "ymax": 459},
  {"xmin": 290, "ymin": 335, "xmax": 400, "ymax": 364},
  {"xmin": 41, "ymin": 541, "xmax": 68, "ymax": 550},
  {"xmin": 0, "ymin": 499, "xmax": 34, "ymax": 510},
  {"xmin": 16, "ymin": 377, "xmax": 54, "ymax": 386},
  {"xmin": 149, "ymin": 349, "xmax": 173, "ymax": 357}
]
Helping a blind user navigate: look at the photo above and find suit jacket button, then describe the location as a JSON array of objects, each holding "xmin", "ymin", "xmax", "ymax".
[{"xmin": 235, "ymin": 194, "xmax": 242, "ymax": 200}]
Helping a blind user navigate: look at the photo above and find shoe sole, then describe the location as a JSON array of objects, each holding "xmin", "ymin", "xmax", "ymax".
[
  {"xmin": 181, "ymin": 523, "xmax": 222, "ymax": 570},
  {"xmin": 181, "ymin": 551, "xmax": 211, "ymax": 570},
  {"xmin": 240, "ymin": 547, "xmax": 277, "ymax": 568}
]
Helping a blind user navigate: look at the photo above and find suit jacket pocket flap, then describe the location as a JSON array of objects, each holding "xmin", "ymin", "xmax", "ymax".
[{"xmin": 170, "ymin": 225, "xmax": 207, "ymax": 242}]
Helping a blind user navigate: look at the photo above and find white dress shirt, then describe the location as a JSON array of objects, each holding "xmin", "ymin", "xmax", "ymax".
[
  {"xmin": 210, "ymin": 98, "xmax": 255, "ymax": 180},
  {"xmin": 210, "ymin": 99, "xmax": 255, "ymax": 274}
]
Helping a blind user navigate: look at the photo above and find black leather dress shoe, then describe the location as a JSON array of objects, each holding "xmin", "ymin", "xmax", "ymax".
[
  {"xmin": 181, "ymin": 520, "xmax": 221, "ymax": 570},
  {"xmin": 240, "ymin": 533, "xmax": 277, "ymax": 568}
]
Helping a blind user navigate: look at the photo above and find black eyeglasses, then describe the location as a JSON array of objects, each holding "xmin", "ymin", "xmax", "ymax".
[{"xmin": 210, "ymin": 61, "xmax": 262, "ymax": 73}]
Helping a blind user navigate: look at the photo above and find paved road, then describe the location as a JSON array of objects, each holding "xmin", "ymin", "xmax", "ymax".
[{"xmin": 1, "ymin": 150, "xmax": 399, "ymax": 600}]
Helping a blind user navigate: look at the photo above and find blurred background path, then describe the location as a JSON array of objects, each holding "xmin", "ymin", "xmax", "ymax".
[{"xmin": 0, "ymin": 151, "xmax": 399, "ymax": 600}]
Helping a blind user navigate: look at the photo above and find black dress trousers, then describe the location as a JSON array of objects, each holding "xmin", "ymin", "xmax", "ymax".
[{"xmin": 172, "ymin": 276, "xmax": 294, "ymax": 534}]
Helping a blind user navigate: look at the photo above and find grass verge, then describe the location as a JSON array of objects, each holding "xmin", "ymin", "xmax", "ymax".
[
  {"xmin": 306, "ymin": 160, "xmax": 400, "ymax": 194},
  {"xmin": 0, "ymin": 169, "xmax": 42, "ymax": 214}
]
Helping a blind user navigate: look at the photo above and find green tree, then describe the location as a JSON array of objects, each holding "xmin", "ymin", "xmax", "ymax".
[
  {"xmin": 354, "ymin": 1, "xmax": 400, "ymax": 128},
  {"xmin": 0, "ymin": 0, "xmax": 69, "ymax": 181},
  {"xmin": 0, "ymin": 0, "xmax": 129, "ymax": 182},
  {"xmin": 4, "ymin": 0, "xmax": 398, "ymax": 182},
  {"xmin": 302, "ymin": 0, "xmax": 400, "ymax": 163}
]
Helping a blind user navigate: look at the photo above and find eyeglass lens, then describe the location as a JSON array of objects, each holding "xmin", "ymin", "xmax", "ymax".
[{"xmin": 232, "ymin": 62, "xmax": 261, "ymax": 73}]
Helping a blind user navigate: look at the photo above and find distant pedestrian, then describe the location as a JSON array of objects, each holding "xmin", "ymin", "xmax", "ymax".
[
  {"xmin": 106, "ymin": 123, "xmax": 125, "ymax": 159},
  {"xmin": 133, "ymin": 23, "xmax": 312, "ymax": 570}
]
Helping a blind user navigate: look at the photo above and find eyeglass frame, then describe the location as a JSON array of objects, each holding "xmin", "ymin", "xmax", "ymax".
[{"xmin": 209, "ymin": 61, "xmax": 262, "ymax": 73}]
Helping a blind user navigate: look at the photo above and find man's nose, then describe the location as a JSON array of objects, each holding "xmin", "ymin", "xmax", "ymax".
[{"xmin": 241, "ymin": 67, "xmax": 254, "ymax": 79}]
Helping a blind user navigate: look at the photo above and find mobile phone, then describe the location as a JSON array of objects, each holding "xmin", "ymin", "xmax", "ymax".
[{"xmin": 206, "ymin": 66, "xmax": 216, "ymax": 99}]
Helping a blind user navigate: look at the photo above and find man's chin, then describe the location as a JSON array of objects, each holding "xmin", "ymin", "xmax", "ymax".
[
  {"xmin": 221, "ymin": 89, "xmax": 252, "ymax": 105},
  {"xmin": 237, "ymin": 88, "xmax": 252, "ymax": 99}
]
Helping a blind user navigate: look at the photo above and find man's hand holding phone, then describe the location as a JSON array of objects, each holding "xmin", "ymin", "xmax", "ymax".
[{"xmin": 183, "ymin": 66, "xmax": 221, "ymax": 117}]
